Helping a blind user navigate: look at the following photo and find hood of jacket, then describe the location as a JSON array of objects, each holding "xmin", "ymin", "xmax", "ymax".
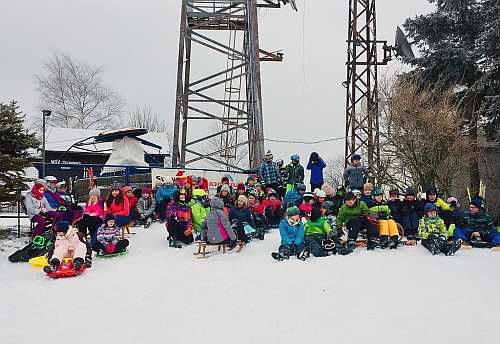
[{"xmin": 210, "ymin": 197, "xmax": 224, "ymax": 210}]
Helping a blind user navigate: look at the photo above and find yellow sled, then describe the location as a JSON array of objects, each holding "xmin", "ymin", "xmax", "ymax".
[{"xmin": 29, "ymin": 255, "xmax": 49, "ymax": 268}]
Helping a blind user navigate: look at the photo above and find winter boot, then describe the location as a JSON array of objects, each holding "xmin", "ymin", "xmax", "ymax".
[
  {"xmin": 85, "ymin": 255, "xmax": 92, "ymax": 269},
  {"xmin": 389, "ymin": 235, "xmax": 399, "ymax": 249},
  {"xmin": 73, "ymin": 257, "xmax": 85, "ymax": 271},
  {"xmin": 168, "ymin": 237, "xmax": 182, "ymax": 249},
  {"xmin": 322, "ymin": 239, "xmax": 336, "ymax": 253},
  {"xmin": 443, "ymin": 239, "xmax": 462, "ymax": 256},
  {"xmin": 271, "ymin": 252, "xmax": 289, "ymax": 261},
  {"xmin": 367, "ymin": 239, "xmax": 380, "ymax": 250},
  {"xmin": 43, "ymin": 258, "xmax": 60, "ymax": 273},
  {"xmin": 145, "ymin": 217, "xmax": 153, "ymax": 229},
  {"xmin": 346, "ymin": 239, "xmax": 357, "ymax": 251},
  {"xmin": 258, "ymin": 229, "xmax": 265, "ymax": 240},
  {"xmin": 336, "ymin": 244, "xmax": 354, "ymax": 256},
  {"xmin": 297, "ymin": 246, "xmax": 311, "ymax": 261},
  {"xmin": 380, "ymin": 235, "xmax": 389, "ymax": 249}
]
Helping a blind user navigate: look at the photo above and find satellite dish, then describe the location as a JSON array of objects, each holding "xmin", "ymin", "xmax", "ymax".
[{"xmin": 394, "ymin": 26, "xmax": 415, "ymax": 59}]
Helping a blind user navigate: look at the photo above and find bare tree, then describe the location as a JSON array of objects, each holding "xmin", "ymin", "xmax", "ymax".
[
  {"xmin": 127, "ymin": 105, "xmax": 170, "ymax": 132},
  {"xmin": 324, "ymin": 155, "xmax": 345, "ymax": 188},
  {"xmin": 35, "ymin": 53, "xmax": 122, "ymax": 129},
  {"xmin": 201, "ymin": 124, "xmax": 249, "ymax": 171},
  {"xmin": 378, "ymin": 75, "xmax": 470, "ymax": 194}
]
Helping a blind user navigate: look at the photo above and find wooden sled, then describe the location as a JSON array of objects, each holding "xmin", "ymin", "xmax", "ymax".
[{"xmin": 193, "ymin": 240, "xmax": 244, "ymax": 258}]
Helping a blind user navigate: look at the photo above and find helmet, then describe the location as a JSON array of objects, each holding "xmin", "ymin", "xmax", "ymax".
[
  {"xmin": 291, "ymin": 154, "xmax": 300, "ymax": 162},
  {"xmin": 321, "ymin": 201, "xmax": 335, "ymax": 212},
  {"xmin": 296, "ymin": 184, "xmax": 306, "ymax": 192},
  {"xmin": 405, "ymin": 187, "xmax": 416, "ymax": 196},
  {"xmin": 425, "ymin": 186, "xmax": 437, "ymax": 195},
  {"xmin": 276, "ymin": 159, "xmax": 284, "ymax": 166},
  {"xmin": 303, "ymin": 192, "xmax": 315, "ymax": 200},
  {"xmin": 371, "ymin": 188, "xmax": 384, "ymax": 197},
  {"xmin": 44, "ymin": 176, "xmax": 57, "ymax": 182},
  {"xmin": 315, "ymin": 190, "xmax": 327, "ymax": 198},
  {"xmin": 352, "ymin": 189, "xmax": 361, "ymax": 196}
]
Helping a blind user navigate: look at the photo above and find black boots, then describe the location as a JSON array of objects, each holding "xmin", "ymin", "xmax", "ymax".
[
  {"xmin": 43, "ymin": 258, "xmax": 60, "ymax": 273},
  {"xmin": 73, "ymin": 257, "xmax": 84, "ymax": 271}
]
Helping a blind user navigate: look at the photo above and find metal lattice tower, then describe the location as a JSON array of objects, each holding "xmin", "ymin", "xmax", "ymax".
[
  {"xmin": 344, "ymin": 0, "xmax": 390, "ymax": 180},
  {"xmin": 172, "ymin": 0, "xmax": 288, "ymax": 171}
]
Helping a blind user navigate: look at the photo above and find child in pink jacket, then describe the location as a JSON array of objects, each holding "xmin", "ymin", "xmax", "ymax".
[{"xmin": 44, "ymin": 221, "xmax": 87, "ymax": 273}]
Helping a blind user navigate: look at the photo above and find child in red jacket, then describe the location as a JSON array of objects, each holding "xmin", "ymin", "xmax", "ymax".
[
  {"xmin": 262, "ymin": 189, "xmax": 282, "ymax": 228},
  {"xmin": 105, "ymin": 183, "xmax": 131, "ymax": 236}
]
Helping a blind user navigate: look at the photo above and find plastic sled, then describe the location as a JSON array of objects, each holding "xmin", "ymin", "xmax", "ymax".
[
  {"xmin": 96, "ymin": 247, "xmax": 128, "ymax": 258},
  {"xmin": 29, "ymin": 255, "xmax": 48, "ymax": 268},
  {"xmin": 46, "ymin": 258, "xmax": 85, "ymax": 279}
]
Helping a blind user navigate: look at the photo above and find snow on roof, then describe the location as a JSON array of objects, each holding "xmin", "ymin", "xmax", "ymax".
[{"xmin": 42, "ymin": 127, "xmax": 171, "ymax": 155}]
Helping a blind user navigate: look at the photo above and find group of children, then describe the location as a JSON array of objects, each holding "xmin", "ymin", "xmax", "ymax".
[{"xmin": 24, "ymin": 151, "xmax": 500, "ymax": 268}]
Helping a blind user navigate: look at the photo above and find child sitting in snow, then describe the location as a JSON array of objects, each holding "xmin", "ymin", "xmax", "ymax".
[
  {"xmin": 368, "ymin": 188, "xmax": 400, "ymax": 249},
  {"xmin": 94, "ymin": 214, "xmax": 130, "ymax": 255},
  {"xmin": 418, "ymin": 204, "xmax": 461, "ymax": 256},
  {"xmin": 262, "ymin": 189, "xmax": 282, "ymax": 228},
  {"xmin": 43, "ymin": 221, "xmax": 88, "ymax": 273},
  {"xmin": 303, "ymin": 207, "xmax": 334, "ymax": 258},
  {"xmin": 271, "ymin": 206, "xmax": 307, "ymax": 261}
]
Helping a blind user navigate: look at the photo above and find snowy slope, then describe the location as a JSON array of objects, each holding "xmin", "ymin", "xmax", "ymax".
[{"xmin": 1, "ymin": 222, "xmax": 499, "ymax": 344}]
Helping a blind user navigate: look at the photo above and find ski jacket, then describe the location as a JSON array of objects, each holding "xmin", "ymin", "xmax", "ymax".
[
  {"xmin": 461, "ymin": 210, "xmax": 496, "ymax": 234},
  {"xmin": 84, "ymin": 202, "xmax": 104, "ymax": 219},
  {"xmin": 360, "ymin": 194, "xmax": 374, "ymax": 208},
  {"xmin": 400, "ymin": 199, "xmax": 419, "ymax": 216},
  {"xmin": 282, "ymin": 189, "xmax": 302, "ymax": 209},
  {"xmin": 279, "ymin": 218, "xmax": 305, "ymax": 246},
  {"xmin": 369, "ymin": 201, "xmax": 392, "ymax": 220},
  {"xmin": 127, "ymin": 195, "xmax": 138, "ymax": 211},
  {"xmin": 286, "ymin": 163, "xmax": 305, "ymax": 185},
  {"xmin": 229, "ymin": 206, "xmax": 255, "ymax": 227},
  {"xmin": 200, "ymin": 198, "xmax": 236, "ymax": 244},
  {"xmin": 52, "ymin": 227, "xmax": 87, "ymax": 261},
  {"xmin": 96, "ymin": 224, "xmax": 120, "ymax": 246},
  {"xmin": 248, "ymin": 198, "xmax": 265, "ymax": 215},
  {"xmin": 343, "ymin": 164, "xmax": 368, "ymax": 190},
  {"xmin": 262, "ymin": 198, "xmax": 282, "ymax": 212},
  {"xmin": 107, "ymin": 197, "xmax": 130, "ymax": 217},
  {"xmin": 336, "ymin": 201, "xmax": 369, "ymax": 226},
  {"xmin": 298, "ymin": 202, "xmax": 313, "ymax": 217},
  {"xmin": 258, "ymin": 160, "xmax": 281, "ymax": 186},
  {"xmin": 44, "ymin": 190, "xmax": 66, "ymax": 209},
  {"xmin": 306, "ymin": 158, "xmax": 326, "ymax": 185},
  {"xmin": 155, "ymin": 185, "xmax": 177, "ymax": 203},
  {"xmin": 24, "ymin": 193, "xmax": 56, "ymax": 220},
  {"xmin": 166, "ymin": 202, "xmax": 193, "ymax": 235},
  {"xmin": 304, "ymin": 217, "xmax": 332, "ymax": 237},
  {"xmin": 418, "ymin": 216, "xmax": 447, "ymax": 239},
  {"xmin": 190, "ymin": 200, "xmax": 210, "ymax": 234},
  {"xmin": 137, "ymin": 197, "xmax": 156, "ymax": 217}
]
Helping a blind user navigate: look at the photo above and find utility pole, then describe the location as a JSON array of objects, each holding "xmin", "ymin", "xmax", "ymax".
[{"xmin": 42, "ymin": 109, "xmax": 51, "ymax": 178}]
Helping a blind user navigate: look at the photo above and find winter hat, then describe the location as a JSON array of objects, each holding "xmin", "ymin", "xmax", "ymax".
[
  {"xmin": 426, "ymin": 186, "xmax": 437, "ymax": 195},
  {"xmin": 238, "ymin": 195, "xmax": 248, "ymax": 205},
  {"xmin": 44, "ymin": 176, "xmax": 57, "ymax": 183},
  {"xmin": 220, "ymin": 184, "xmax": 231, "ymax": 193},
  {"xmin": 105, "ymin": 214, "xmax": 115, "ymax": 223},
  {"xmin": 315, "ymin": 190, "xmax": 327, "ymax": 198},
  {"xmin": 405, "ymin": 187, "xmax": 416, "ymax": 196},
  {"xmin": 111, "ymin": 181, "xmax": 121, "ymax": 191},
  {"xmin": 424, "ymin": 203, "xmax": 437, "ymax": 213},
  {"xmin": 89, "ymin": 188, "xmax": 101, "ymax": 197},
  {"xmin": 291, "ymin": 154, "xmax": 300, "ymax": 162},
  {"xmin": 447, "ymin": 197, "xmax": 460, "ymax": 208},
  {"xmin": 55, "ymin": 221, "xmax": 70, "ymax": 233},
  {"xmin": 303, "ymin": 192, "xmax": 315, "ymax": 200},
  {"xmin": 264, "ymin": 150, "xmax": 273, "ymax": 161},
  {"xmin": 56, "ymin": 181, "xmax": 66, "ymax": 188},
  {"xmin": 470, "ymin": 197, "xmax": 483, "ymax": 209},
  {"xmin": 352, "ymin": 190, "xmax": 362, "ymax": 196},
  {"xmin": 247, "ymin": 176, "xmax": 255, "ymax": 183},
  {"xmin": 142, "ymin": 186, "xmax": 152, "ymax": 196},
  {"xmin": 237, "ymin": 183, "xmax": 246, "ymax": 191},
  {"xmin": 351, "ymin": 154, "xmax": 361, "ymax": 162},
  {"xmin": 296, "ymin": 183, "xmax": 306, "ymax": 192},
  {"xmin": 286, "ymin": 206, "xmax": 300, "ymax": 217},
  {"xmin": 321, "ymin": 201, "xmax": 335, "ymax": 212}
]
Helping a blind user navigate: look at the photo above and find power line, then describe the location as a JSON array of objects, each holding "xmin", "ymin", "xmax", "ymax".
[{"xmin": 264, "ymin": 135, "xmax": 347, "ymax": 145}]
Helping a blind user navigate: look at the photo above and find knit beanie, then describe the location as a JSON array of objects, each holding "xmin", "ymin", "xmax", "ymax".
[
  {"xmin": 286, "ymin": 206, "xmax": 300, "ymax": 217},
  {"xmin": 105, "ymin": 214, "xmax": 115, "ymax": 223},
  {"xmin": 221, "ymin": 184, "xmax": 231, "ymax": 193},
  {"xmin": 264, "ymin": 150, "xmax": 273, "ymax": 161},
  {"xmin": 142, "ymin": 186, "xmax": 152, "ymax": 195},
  {"xmin": 89, "ymin": 188, "xmax": 100, "ymax": 197},
  {"xmin": 470, "ymin": 197, "xmax": 483, "ymax": 209}
]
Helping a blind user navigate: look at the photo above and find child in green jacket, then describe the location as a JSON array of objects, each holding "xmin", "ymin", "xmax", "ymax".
[
  {"xmin": 190, "ymin": 189, "xmax": 210, "ymax": 240},
  {"xmin": 419, "ymin": 203, "xmax": 461, "ymax": 256}
]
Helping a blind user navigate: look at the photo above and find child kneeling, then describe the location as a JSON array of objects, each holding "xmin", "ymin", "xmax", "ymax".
[
  {"xmin": 44, "ymin": 221, "xmax": 88, "ymax": 273},
  {"xmin": 271, "ymin": 206, "xmax": 307, "ymax": 261},
  {"xmin": 93, "ymin": 214, "xmax": 129, "ymax": 255},
  {"xmin": 419, "ymin": 204, "xmax": 461, "ymax": 256}
]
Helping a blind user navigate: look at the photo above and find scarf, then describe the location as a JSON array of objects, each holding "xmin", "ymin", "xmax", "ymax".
[{"xmin": 31, "ymin": 184, "xmax": 44, "ymax": 200}]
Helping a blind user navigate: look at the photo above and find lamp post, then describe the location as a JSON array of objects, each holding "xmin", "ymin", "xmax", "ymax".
[{"xmin": 41, "ymin": 109, "xmax": 51, "ymax": 178}]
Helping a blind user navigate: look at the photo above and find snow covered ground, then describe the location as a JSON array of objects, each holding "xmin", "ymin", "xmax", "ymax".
[{"xmin": 1, "ymin": 222, "xmax": 499, "ymax": 344}]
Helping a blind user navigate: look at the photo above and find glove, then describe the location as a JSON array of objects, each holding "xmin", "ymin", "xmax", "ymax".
[
  {"xmin": 184, "ymin": 228, "xmax": 192, "ymax": 236},
  {"xmin": 105, "ymin": 243, "xmax": 116, "ymax": 253},
  {"xmin": 57, "ymin": 206, "xmax": 67, "ymax": 212}
]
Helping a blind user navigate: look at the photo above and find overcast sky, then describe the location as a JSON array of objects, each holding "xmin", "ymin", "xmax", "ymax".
[{"xmin": 0, "ymin": 0, "xmax": 433, "ymax": 169}]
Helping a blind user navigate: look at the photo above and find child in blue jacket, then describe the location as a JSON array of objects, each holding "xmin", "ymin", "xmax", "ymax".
[{"xmin": 271, "ymin": 206, "xmax": 307, "ymax": 261}]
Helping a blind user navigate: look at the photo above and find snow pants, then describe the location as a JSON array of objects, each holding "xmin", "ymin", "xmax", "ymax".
[
  {"xmin": 278, "ymin": 243, "xmax": 305, "ymax": 257},
  {"xmin": 52, "ymin": 236, "xmax": 87, "ymax": 261},
  {"xmin": 77, "ymin": 214, "xmax": 102, "ymax": 238},
  {"xmin": 31, "ymin": 211, "xmax": 62, "ymax": 237},
  {"xmin": 454, "ymin": 228, "xmax": 500, "ymax": 246},
  {"xmin": 157, "ymin": 199, "xmax": 167, "ymax": 221},
  {"xmin": 346, "ymin": 216, "xmax": 378, "ymax": 241},
  {"xmin": 378, "ymin": 219, "xmax": 399, "ymax": 237},
  {"xmin": 305, "ymin": 234, "xmax": 328, "ymax": 257},
  {"xmin": 93, "ymin": 239, "xmax": 129, "ymax": 253},
  {"xmin": 167, "ymin": 220, "xmax": 194, "ymax": 244},
  {"xmin": 401, "ymin": 213, "xmax": 419, "ymax": 237}
]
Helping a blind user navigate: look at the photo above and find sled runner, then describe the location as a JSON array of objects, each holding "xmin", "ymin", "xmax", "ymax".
[{"xmin": 193, "ymin": 240, "xmax": 244, "ymax": 258}]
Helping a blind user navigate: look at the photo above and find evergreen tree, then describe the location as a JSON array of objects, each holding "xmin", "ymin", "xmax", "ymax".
[
  {"xmin": 402, "ymin": 0, "xmax": 500, "ymax": 189},
  {"xmin": 0, "ymin": 101, "xmax": 39, "ymax": 204}
]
